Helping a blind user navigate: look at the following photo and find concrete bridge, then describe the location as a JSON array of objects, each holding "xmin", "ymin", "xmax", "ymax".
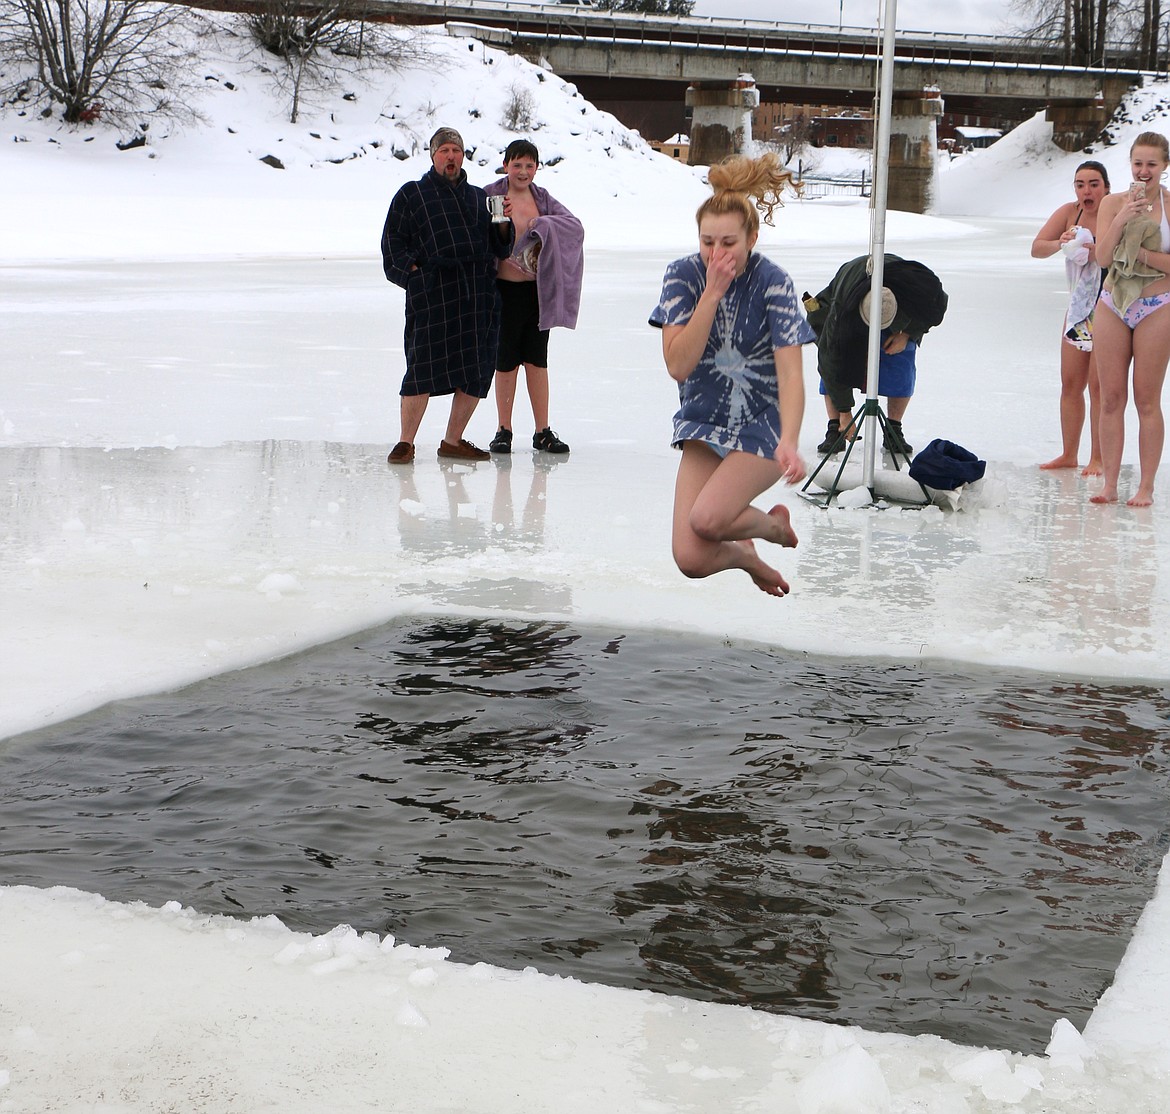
[{"xmin": 360, "ymin": 0, "xmax": 1147, "ymax": 211}]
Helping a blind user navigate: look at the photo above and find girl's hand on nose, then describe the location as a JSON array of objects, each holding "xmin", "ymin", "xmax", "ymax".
[{"xmin": 706, "ymin": 247, "xmax": 737, "ymax": 298}]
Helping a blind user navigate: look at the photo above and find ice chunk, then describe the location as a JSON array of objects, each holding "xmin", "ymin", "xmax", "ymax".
[
  {"xmin": 948, "ymin": 1049, "xmax": 1041, "ymax": 1103},
  {"xmin": 1046, "ymin": 1017, "xmax": 1093, "ymax": 1070},
  {"xmin": 395, "ymin": 999, "xmax": 429, "ymax": 1028},
  {"xmin": 795, "ymin": 1044, "xmax": 890, "ymax": 1112},
  {"xmin": 273, "ymin": 942, "xmax": 307, "ymax": 965},
  {"xmin": 256, "ymin": 572, "xmax": 302, "ymax": 597},
  {"xmin": 309, "ymin": 954, "xmax": 359, "ymax": 976},
  {"xmin": 835, "ymin": 486, "xmax": 874, "ymax": 509}
]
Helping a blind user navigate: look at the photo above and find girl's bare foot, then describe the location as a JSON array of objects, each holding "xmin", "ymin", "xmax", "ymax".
[
  {"xmin": 1090, "ymin": 486, "xmax": 1118, "ymax": 504},
  {"xmin": 766, "ymin": 503, "xmax": 799, "ymax": 548},
  {"xmin": 1040, "ymin": 455, "xmax": 1078, "ymax": 470},
  {"xmin": 1128, "ymin": 488, "xmax": 1154, "ymax": 507},
  {"xmin": 736, "ymin": 539, "xmax": 789, "ymax": 596},
  {"xmin": 1081, "ymin": 459, "xmax": 1103, "ymax": 477}
]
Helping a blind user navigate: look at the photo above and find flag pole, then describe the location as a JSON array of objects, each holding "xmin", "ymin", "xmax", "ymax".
[{"xmin": 861, "ymin": 0, "xmax": 898, "ymax": 493}]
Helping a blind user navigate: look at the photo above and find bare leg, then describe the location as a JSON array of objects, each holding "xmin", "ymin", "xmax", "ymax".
[
  {"xmin": 1090, "ymin": 307, "xmax": 1132, "ymax": 504},
  {"xmin": 524, "ymin": 363, "xmax": 551, "ymax": 431},
  {"xmin": 886, "ymin": 397, "xmax": 910, "ymax": 421},
  {"xmin": 444, "ymin": 389, "xmax": 482, "ymax": 445},
  {"xmin": 1041, "ymin": 340, "xmax": 1090, "ymax": 470},
  {"xmin": 1083, "ymin": 349, "xmax": 1103, "ymax": 476},
  {"xmin": 399, "ymin": 393, "xmax": 429, "ymax": 445},
  {"xmin": 817, "ymin": 394, "xmax": 848, "ymax": 448},
  {"xmin": 822, "ymin": 390, "xmax": 855, "ymax": 437},
  {"xmin": 672, "ymin": 442, "xmax": 797, "ymax": 596},
  {"xmin": 494, "ymin": 368, "xmax": 518, "ymax": 432},
  {"xmin": 1127, "ymin": 307, "xmax": 1170, "ymax": 506}
]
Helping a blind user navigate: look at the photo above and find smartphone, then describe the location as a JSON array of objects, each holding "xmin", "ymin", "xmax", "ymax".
[{"xmin": 1130, "ymin": 181, "xmax": 1147, "ymax": 201}]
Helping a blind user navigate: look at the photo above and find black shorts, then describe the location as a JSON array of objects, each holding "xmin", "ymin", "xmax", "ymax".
[{"xmin": 495, "ymin": 279, "xmax": 549, "ymax": 370}]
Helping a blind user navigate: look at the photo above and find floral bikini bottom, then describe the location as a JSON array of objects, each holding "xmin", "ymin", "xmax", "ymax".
[{"xmin": 1100, "ymin": 287, "xmax": 1170, "ymax": 330}]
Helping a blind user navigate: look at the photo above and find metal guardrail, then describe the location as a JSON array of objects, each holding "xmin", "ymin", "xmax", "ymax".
[
  {"xmin": 395, "ymin": 0, "xmax": 1018, "ymax": 48},
  {"xmin": 369, "ymin": 0, "xmax": 1151, "ymax": 71},
  {"xmin": 797, "ymin": 172, "xmax": 871, "ymax": 199}
]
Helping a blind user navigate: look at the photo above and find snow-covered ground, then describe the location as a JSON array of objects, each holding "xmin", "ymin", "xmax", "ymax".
[{"xmin": 3, "ymin": 13, "xmax": 1170, "ymax": 1111}]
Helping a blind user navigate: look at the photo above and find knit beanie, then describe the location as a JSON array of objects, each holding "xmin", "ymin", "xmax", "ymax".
[
  {"xmin": 859, "ymin": 287, "xmax": 898, "ymax": 329},
  {"xmin": 429, "ymin": 127, "xmax": 464, "ymax": 156}
]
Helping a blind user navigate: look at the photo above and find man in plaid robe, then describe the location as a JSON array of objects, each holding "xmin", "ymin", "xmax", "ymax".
[{"xmin": 382, "ymin": 127, "xmax": 514, "ymax": 463}]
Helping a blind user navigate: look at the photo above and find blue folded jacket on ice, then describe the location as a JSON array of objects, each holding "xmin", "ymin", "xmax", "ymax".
[{"xmin": 909, "ymin": 439, "xmax": 986, "ymax": 490}]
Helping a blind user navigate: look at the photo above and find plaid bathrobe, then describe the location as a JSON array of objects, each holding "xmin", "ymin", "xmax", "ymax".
[{"xmin": 381, "ymin": 167, "xmax": 513, "ymax": 398}]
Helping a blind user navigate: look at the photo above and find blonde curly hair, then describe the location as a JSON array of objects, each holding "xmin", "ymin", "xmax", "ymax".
[{"xmin": 697, "ymin": 151, "xmax": 801, "ymax": 235}]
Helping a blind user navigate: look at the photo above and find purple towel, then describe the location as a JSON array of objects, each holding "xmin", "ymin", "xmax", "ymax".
[{"xmin": 485, "ymin": 180, "xmax": 584, "ymax": 331}]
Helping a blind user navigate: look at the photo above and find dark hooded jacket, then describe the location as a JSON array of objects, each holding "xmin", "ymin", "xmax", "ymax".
[
  {"xmin": 381, "ymin": 167, "xmax": 514, "ymax": 398},
  {"xmin": 804, "ymin": 254, "xmax": 948, "ymax": 412}
]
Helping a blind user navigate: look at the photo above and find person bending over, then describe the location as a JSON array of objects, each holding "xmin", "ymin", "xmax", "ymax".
[{"xmin": 803, "ymin": 254, "xmax": 947, "ymax": 457}]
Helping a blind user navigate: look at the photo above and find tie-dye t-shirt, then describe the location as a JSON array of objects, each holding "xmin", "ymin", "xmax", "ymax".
[{"xmin": 650, "ymin": 252, "xmax": 815, "ymax": 457}]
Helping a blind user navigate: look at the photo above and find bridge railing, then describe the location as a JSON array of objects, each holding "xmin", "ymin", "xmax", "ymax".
[
  {"xmin": 383, "ymin": 0, "xmax": 1149, "ymax": 71},
  {"xmin": 796, "ymin": 170, "xmax": 871, "ymax": 200}
]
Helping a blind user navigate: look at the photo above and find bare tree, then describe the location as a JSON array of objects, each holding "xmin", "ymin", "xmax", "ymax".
[
  {"xmin": 501, "ymin": 83, "xmax": 536, "ymax": 131},
  {"xmin": 244, "ymin": 1, "xmax": 438, "ymax": 124},
  {"xmin": 1132, "ymin": 0, "xmax": 1162, "ymax": 68},
  {"xmin": 594, "ymin": 0, "xmax": 696, "ymax": 15},
  {"xmin": 0, "ymin": 0, "xmax": 190, "ymax": 124},
  {"xmin": 774, "ymin": 112, "xmax": 817, "ymax": 166},
  {"xmin": 1008, "ymin": 0, "xmax": 1163, "ymax": 67},
  {"xmin": 1007, "ymin": 0, "xmax": 1111, "ymax": 65},
  {"xmin": 246, "ymin": 0, "xmax": 349, "ymax": 123}
]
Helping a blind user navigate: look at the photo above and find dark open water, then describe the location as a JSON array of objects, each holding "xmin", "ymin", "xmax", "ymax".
[{"xmin": 2, "ymin": 617, "xmax": 1169, "ymax": 1054}]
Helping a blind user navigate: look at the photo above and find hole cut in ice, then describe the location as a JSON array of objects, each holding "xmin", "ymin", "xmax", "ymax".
[{"xmin": 2, "ymin": 617, "xmax": 1169, "ymax": 1054}]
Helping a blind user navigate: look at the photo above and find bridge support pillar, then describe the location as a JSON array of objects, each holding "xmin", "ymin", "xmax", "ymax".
[
  {"xmin": 685, "ymin": 76, "xmax": 760, "ymax": 167},
  {"xmin": 1046, "ymin": 98, "xmax": 1108, "ymax": 152},
  {"xmin": 886, "ymin": 88, "xmax": 943, "ymax": 214}
]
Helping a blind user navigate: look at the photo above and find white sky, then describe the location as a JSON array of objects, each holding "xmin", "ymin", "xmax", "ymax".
[
  {"xmin": 3, "ymin": 13, "xmax": 1170, "ymax": 1113},
  {"xmin": 499, "ymin": 0, "xmax": 1023, "ymax": 37},
  {"xmin": 689, "ymin": 0, "xmax": 1019, "ymax": 35}
]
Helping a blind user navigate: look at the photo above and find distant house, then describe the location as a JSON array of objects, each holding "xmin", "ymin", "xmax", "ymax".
[
  {"xmin": 756, "ymin": 102, "xmax": 875, "ymax": 150},
  {"xmin": 954, "ymin": 126, "xmax": 1003, "ymax": 150},
  {"xmin": 808, "ymin": 112, "xmax": 873, "ymax": 149},
  {"xmin": 651, "ymin": 133, "xmax": 690, "ymax": 163}
]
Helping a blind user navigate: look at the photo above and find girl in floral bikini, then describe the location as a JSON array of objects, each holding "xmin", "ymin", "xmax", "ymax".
[
  {"xmin": 649, "ymin": 153, "xmax": 814, "ymax": 596},
  {"xmin": 1092, "ymin": 131, "xmax": 1170, "ymax": 506}
]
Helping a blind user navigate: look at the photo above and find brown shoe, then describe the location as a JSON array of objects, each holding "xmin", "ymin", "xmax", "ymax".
[
  {"xmin": 387, "ymin": 441, "xmax": 414, "ymax": 464},
  {"xmin": 437, "ymin": 438, "xmax": 490, "ymax": 462}
]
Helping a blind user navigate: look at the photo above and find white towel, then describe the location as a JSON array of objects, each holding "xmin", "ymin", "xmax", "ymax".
[{"xmin": 1062, "ymin": 227, "xmax": 1100, "ymax": 351}]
